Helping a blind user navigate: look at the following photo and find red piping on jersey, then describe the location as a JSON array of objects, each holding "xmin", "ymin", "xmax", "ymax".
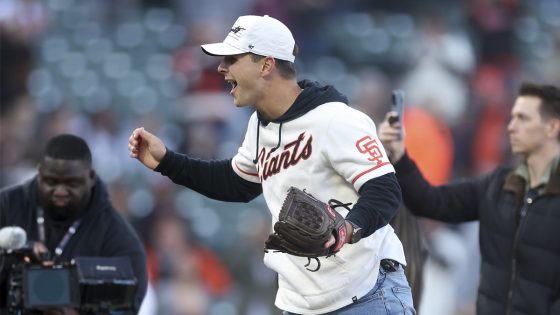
[
  {"xmin": 351, "ymin": 162, "xmax": 391, "ymax": 185},
  {"xmin": 235, "ymin": 161, "xmax": 258, "ymax": 177}
]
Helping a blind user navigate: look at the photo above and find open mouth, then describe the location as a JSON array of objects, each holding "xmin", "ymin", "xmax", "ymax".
[{"xmin": 226, "ymin": 79, "xmax": 237, "ymax": 93}]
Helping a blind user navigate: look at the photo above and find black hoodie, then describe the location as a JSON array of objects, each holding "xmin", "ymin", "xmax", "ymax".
[{"xmin": 156, "ymin": 80, "xmax": 401, "ymax": 238}]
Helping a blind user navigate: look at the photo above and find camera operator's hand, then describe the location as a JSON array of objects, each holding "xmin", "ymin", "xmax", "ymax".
[
  {"xmin": 28, "ymin": 241, "xmax": 50, "ymax": 262},
  {"xmin": 43, "ymin": 307, "xmax": 79, "ymax": 315}
]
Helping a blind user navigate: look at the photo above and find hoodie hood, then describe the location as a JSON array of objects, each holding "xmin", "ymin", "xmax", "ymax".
[
  {"xmin": 251, "ymin": 80, "xmax": 348, "ymax": 163},
  {"xmin": 257, "ymin": 80, "xmax": 348, "ymax": 125}
]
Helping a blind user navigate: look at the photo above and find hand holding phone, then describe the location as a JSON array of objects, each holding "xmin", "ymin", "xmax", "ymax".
[{"xmin": 389, "ymin": 90, "xmax": 405, "ymax": 138}]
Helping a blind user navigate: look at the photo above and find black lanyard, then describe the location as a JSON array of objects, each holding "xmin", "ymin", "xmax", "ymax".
[{"xmin": 36, "ymin": 207, "xmax": 82, "ymax": 262}]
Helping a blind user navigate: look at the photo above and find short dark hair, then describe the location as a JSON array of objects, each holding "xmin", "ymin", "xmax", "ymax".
[
  {"xmin": 250, "ymin": 43, "xmax": 298, "ymax": 79},
  {"xmin": 518, "ymin": 82, "xmax": 560, "ymax": 120},
  {"xmin": 44, "ymin": 134, "xmax": 92, "ymax": 165}
]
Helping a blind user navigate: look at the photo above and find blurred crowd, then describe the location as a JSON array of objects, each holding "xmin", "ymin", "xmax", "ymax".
[{"xmin": 1, "ymin": 0, "xmax": 560, "ymax": 314}]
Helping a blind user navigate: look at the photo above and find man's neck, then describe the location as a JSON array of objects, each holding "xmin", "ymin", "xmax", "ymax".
[
  {"xmin": 526, "ymin": 145, "xmax": 560, "ymax": 188},
  {"xmin": 257, "ymin": 80, "xmax": 302, "ymax": 121}
]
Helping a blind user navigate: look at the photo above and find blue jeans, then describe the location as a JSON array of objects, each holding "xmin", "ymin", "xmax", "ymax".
[{"xmin": 283, "ymin": 263, "xmax": 416, "ymax": 315}]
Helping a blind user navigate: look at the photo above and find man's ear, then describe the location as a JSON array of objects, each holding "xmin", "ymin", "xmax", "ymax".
[
  {"xmin": 89, "ymin": 169, "xmax": 96, "ymax": 180},
  {"xmin": 547, "ymin": 117, "xmax": 560, "ymax": 139},
  {"xmin": 261, "ymin": 57, "xmax": 275, "ymax": 74}
]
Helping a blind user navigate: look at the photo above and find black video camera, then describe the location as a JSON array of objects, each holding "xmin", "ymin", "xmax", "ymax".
[{"xmin": 4, "ymin": 255, "xmax": 137, "ymax": 314}]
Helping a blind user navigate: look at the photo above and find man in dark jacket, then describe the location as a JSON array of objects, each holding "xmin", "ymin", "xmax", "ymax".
[
  {"xmin": 0, "ymin": 134, "xmax": 147, "ymax": 314},
  {"xmin": 378, "ymin": 82, "xmax": 560, "ymax": 315}
]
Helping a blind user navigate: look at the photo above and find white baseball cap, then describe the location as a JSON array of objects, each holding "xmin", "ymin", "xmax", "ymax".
[{"xmin": 201, "ymin": 15, "xmax": 296, "ymax": 62}]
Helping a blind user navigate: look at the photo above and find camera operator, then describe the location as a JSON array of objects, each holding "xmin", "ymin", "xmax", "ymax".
[{"xmin": 0, "ymin": 134, "xmax": 147, "ymax": 314}]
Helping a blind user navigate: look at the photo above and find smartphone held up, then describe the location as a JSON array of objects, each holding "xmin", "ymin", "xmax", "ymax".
[{"xmin": 389, "ymin": 90, "xmax": 405, "ymax": 139}]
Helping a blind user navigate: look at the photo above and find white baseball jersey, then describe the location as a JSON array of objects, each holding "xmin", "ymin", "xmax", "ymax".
[{"xmin": 232, "ymin": 101, "xmax": 406, "ymax": 314}]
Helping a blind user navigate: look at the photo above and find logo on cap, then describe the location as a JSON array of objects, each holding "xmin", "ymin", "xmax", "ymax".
[{"xmin": 230, "ymin": 26, "xmax": 245, "ymax": 34}]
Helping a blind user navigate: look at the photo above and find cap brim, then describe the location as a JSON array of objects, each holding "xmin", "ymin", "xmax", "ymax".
[{"xmin": 201, "ymin": 42, "xmax": 246, "ymax": 56}]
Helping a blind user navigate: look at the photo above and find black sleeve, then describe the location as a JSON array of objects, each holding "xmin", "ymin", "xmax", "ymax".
[
  {"xmin": 394, "ymin": 151, "xmax": 484, "ymax": 222},
  {"xmin": 154, "ymin": 149, "xmax": 262, "ymax": 202},
  {"xmin": 345, "ymin": 172, "xmax": 402, "ymax": 238}
]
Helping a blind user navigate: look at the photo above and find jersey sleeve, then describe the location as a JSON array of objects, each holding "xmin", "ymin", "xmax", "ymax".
[
  {"xmin": 324, "ymin": 107, "xmax": 395, "ymax": 191},
  {"xmin": 231, "ymin": 112, "xmax": 261, "ymax": 183}
]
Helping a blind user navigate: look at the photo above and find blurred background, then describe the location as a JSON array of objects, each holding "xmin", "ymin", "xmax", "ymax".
[{"xmin": 1, "ymin": 0, "xmax": 560, "ymax": 314}]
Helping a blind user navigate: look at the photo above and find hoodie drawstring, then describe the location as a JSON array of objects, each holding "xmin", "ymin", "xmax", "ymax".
[
  {"xmin": 252, "ymin": 121, "xmax": 283, "ymax": 164},
  {"xmin": 252, "ymin": 118, "xmax": 261, "ymax": 164},
  {"xmin": 271, "ymin": 122, "xmax": 283, "ymax": 153}
]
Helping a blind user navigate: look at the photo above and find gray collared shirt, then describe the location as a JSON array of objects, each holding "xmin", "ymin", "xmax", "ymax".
[{"xmin": 515, "ymin": 155, "xmax": 560, "ymax": 193}]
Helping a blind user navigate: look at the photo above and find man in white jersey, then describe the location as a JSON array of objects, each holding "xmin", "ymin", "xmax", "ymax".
[{"xmin": 128, "ymin": 14, "xmax": 415, "ymax": 314}]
